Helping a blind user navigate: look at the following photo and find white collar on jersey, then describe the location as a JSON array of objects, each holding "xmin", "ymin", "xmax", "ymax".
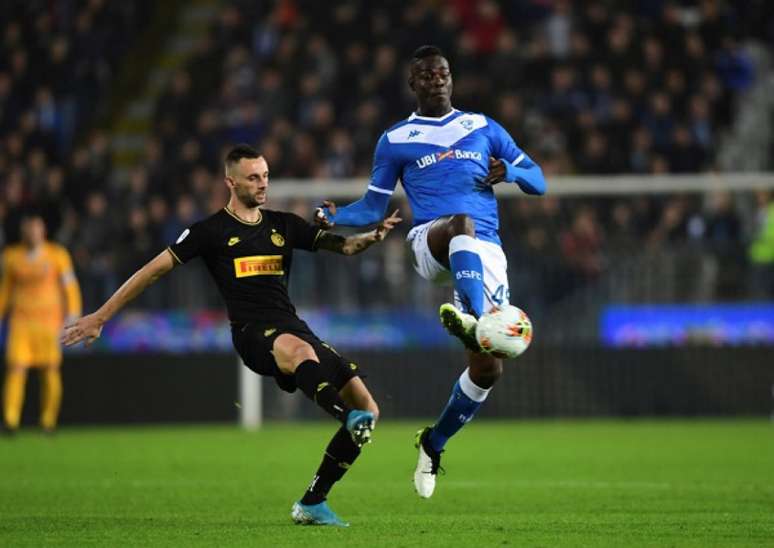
[
  {"xmin": 408, "ymin": 108, "xmax": 459, "ymax": 122},
  {"xmin": 387, "ymin": 110, "xmax": 487, "ymax": 146}
]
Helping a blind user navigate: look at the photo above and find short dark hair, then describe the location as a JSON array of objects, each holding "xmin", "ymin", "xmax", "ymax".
[
  {"xmin": 225, "ymin": 144, "xmax": 261, "ymax": 167},
  {"xmin": 19, "ymin": 207, "xmax": 43, "ymax": 221},
  {"xmin": 412, "ymin": 45, "xmax": 445, "ymax": 62}
]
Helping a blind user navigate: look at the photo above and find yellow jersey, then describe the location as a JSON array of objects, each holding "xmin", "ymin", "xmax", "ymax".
[{"xmin": 0, "ymin": 242, "xmax": 81, "ymax": 327}]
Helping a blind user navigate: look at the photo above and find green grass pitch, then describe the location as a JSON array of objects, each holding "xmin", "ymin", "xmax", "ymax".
[{"xmin": 1, "ymin": 420, "xmax": 773, "ymax": 547}]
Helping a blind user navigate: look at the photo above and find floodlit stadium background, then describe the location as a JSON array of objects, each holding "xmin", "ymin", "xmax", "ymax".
[{"xmin": 2, "ymin": 1, "xmax": 774, "ymax": 422}]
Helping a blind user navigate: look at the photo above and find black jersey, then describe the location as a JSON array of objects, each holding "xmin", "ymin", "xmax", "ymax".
[{"xmin": 167, "ymin": 207, "xmax": 322, "ymax": 323}]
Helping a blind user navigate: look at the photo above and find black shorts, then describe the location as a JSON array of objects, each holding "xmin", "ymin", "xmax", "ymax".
[{"xmin": 230, "ymin": 316, "xmax": 362, "ymax": 393}]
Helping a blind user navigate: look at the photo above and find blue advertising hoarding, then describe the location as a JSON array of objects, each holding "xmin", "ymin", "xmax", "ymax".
[
  {"xmin": 601, "ymin": 303, "xmax": 774, "ymax": 347},
  {"xmin": 62, "ymin": 309, "xmax": 453, "ymax": 354}
]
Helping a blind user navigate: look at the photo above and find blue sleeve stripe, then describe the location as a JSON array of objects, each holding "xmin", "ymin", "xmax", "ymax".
[
  {"xmin": 367, "ymin": 184, "xmax": 393, "ymax": 195},
  {"xmin": 511, "ymin": 153, "xmax": 525, "ymax": 166}
]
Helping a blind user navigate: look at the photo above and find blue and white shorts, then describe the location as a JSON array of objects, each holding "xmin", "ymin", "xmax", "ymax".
[{"xmin": 406, "ymin": 219, "xmax": 510, "ymax": 314}]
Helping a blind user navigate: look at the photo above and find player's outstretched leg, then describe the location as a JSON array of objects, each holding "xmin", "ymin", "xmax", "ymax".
[
  {"xmin": 276, "ymin": 334, "xmax": 376, "ymax": 445},
  {"xmin": 291, "ymin": 427, "xmax": 360, "ymax": 527},
  {"xmin": 292, "ymin": 378, "xmax": 378, "ymax": 526},
  {"xmin": 413, "ymin": 365, "xmax": 494, "ymax": 498}
]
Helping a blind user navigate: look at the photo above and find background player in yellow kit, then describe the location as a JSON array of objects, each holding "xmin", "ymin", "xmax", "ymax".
[{"xmin": 0, "ymin": 212, "xmax": 82, "ymax": 433}]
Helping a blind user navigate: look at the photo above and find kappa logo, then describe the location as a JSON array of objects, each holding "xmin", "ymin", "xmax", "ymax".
[
  {"xmin": 227, "ymin": 236, "xmax": 240, "ymax": 246},
  {"xmin": 408, "ymin": 129, "xmax": 422, "ymax": 139},
  {"xmin": 263, "ymin": 328, "xmax": 276, "ymax": 337}
]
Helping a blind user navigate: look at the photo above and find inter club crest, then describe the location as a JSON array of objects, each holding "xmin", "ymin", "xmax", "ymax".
[{"xmin": 271, "ymin": 230, "xmax": 285, "ymax": 247}]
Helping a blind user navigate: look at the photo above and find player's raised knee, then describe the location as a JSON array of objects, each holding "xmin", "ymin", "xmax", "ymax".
[
  {"xmin": 273, "ymin": 334, "xmax": 318, "ymax": 374},
  {"xmin": 447, "ymin": 214, "xmax": 476, "ymax": 237}
]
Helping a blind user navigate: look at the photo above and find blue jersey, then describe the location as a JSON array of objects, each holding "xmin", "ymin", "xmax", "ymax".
[{"xmin": 328, "ymin": 109, "xmax": 545, "ymax": 245}]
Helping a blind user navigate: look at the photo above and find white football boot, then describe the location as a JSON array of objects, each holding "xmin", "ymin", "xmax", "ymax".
[{"xmin": 414, "ymin": 426, "xmax": 444, "ymax": 498}]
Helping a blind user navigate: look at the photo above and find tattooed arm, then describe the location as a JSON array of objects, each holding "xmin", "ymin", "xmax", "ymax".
[{"xmin": 316, "ymin": 209, "xmax": 402, "ymax": 255}]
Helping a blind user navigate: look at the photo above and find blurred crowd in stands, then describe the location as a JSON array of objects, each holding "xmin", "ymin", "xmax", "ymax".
[{"xmin": 2, "ymin": 0, "xmax": 774, "ymax": 313}]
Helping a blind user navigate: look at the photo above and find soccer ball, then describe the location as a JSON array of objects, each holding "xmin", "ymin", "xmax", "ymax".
[{"xmin": 475, "ymin": 305, "xmax": 533, "ymax": 358}]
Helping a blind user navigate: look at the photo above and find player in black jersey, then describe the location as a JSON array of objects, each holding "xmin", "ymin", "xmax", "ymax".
[{"xmin": 62, "ymin": 144, "xmax": 402, "ymax": 527}]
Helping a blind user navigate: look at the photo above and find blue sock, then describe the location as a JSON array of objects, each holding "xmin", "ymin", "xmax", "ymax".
[
  {"xmin": 428, "ymin": 368, "xmax": 490, "ymax": 453},
  {"xmin": 448, "ymin": 235, "xmax": 483, "ymax": 317}
]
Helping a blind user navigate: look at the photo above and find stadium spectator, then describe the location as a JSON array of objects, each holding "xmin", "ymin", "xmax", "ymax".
[
  {"xmin": 749, "ymin": 191, "xmax": 774, "ymax": 298},
  {"xmin": 704, "ymin": 191, "xmax": 744, "ymax": 299},
  {"xmin": 142, "ymin": 0, "xmax": 760, "ymax": 180},
  {"xmin": 73, "ymin": 192, "xmax": 115, "ymax": 308},
  {"xmin": 560, "ymin": 206, "xmax": 606, "ymax": 288}
]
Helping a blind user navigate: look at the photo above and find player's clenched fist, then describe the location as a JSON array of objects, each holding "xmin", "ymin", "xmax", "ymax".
[
  {"xmin": 483, "ymin": 156, "xmax": 507, "ymax": 186},
  {"xmin": 314, "ymin": 200, "xmax": 337, "ymax": 229}
]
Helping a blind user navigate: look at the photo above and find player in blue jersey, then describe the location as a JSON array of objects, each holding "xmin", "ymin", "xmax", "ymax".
[{"xmin": 315, "ymin": 46, "xmax": 546, "ymax": 498}]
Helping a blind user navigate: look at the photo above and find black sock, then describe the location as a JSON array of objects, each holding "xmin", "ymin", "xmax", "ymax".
[
  {"xmin": 301, "ymin": 426, "xmax": 361, "ymax": 505},
  {"xmin": 294, "ymin": 360, "xmax": 352, "ymax": 423}
]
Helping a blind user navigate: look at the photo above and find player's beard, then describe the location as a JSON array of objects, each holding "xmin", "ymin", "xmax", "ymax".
[{"xmin": 235, "ymin": 186, "xmax": 264, "ymax": 208}]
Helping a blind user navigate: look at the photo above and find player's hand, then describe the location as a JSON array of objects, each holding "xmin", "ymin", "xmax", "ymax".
[
  {"xmin": 314, "ymin": 200, "xmax": 336, "ymax": 229},
  {"xmin": 374, "ymin": 209, "xmax": 402, "ymax": 241},
  {"xmin": 61, "ymin": 313, "xmax": 104, "ymax": 347},
  {"xmin": 482, "ymin": 157, "xmax": 506, "ymax": 186}
]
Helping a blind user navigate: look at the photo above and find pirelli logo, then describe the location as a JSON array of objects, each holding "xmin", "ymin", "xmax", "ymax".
[{"xmin": 233, "ymin": 255, "xmax": 284, "ymax": 278}]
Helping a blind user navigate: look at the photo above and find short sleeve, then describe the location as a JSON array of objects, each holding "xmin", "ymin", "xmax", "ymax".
[
  {"xmin": 285, "ymin": 213, "xmax": 323, "ymax": 252},
  {"xmin": 168, "ymin": 222, "xmax": 207, "ymax": 264}
]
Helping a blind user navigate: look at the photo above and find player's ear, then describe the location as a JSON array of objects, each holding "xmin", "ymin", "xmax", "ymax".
[{"xmin": 224, "ymin": 176, "xmax": 234, "ymax": 189}]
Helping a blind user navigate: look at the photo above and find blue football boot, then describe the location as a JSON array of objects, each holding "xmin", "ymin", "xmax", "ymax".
[
  {"xmin": 291, "ymin": 501, "xmax": 349, "ymax": 527},
  {"xmin": 346, "ymin": 410, "xmax": 375, "ymax": 447}
]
